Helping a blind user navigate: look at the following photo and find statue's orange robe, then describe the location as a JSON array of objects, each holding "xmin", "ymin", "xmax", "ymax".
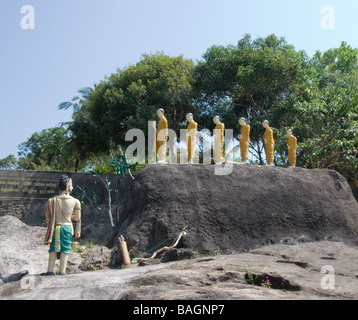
[
  {"xmin": 240, "ymin": 123, "xmax": 250, "ymax": 162},
  {"xmin": 187, "ymin": 120, "xmax": 198, "ymax": 161},
  {"xmin": 214, "ymin": 122, "xmax": 225, "ymax": 163},
  {"xmin": 156, "ymin": 116, "xmax": 168, "ymax": 161},
  {"xmin": 288, "ymin": 135, "xmax": 297, "ymax": 166},
  {"xmin": 264, "ymin": 126, "xmax": 275, "ymax": 165}
]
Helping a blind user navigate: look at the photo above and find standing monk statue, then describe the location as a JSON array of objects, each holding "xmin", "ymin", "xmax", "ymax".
[
  {"xmin": 44, "ymin": 175, "xmax": 81, "ymax": 275},
  {"xmin": 213, "ymin": 116, "xmax": 225, "ymax": 164},
  {"xmin": 287, "ymin": 129, "xmax": 297, "ymax": 167},
  {"xmin": 186, "ymin": 113, "xmax": 198, "ymax": 163},
  {"xmin": 156, "ymin": 108, "xmax": 168, "ymax": 163},
  {"xmin": 239, "ymin": 117, "xmax": 250, "ymax": 164},
  {"xmin": 262, "ymin": 120, "xmax": 275, "ymax": 166}
]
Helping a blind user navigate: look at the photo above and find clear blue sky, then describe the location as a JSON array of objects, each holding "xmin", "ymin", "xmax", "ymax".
[{"xmin": 1, "ymin": 0, "xmax": 357, "ymax": 159}]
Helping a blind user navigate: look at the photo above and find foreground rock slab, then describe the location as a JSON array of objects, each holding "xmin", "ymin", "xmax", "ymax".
[
  {"xmin": 0, "ymin": 216, "xmax": 82, "ymax": 279},
  {"xmin": 1, "ymin": 241, "xmax": 357, "ymax": 300}
]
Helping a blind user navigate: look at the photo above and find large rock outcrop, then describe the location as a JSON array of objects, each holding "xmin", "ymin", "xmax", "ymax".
[{"xmin": 112, "ymin": 164, "xmax": 358, "ymax": 261}]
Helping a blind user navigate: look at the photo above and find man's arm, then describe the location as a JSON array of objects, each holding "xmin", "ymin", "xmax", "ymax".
[
  {"xmin": 72, "ymin": 199, "xmax": 81, "ymax": 221},
  {"xmin": 73, "ymin": 199, "xmax": 81, "ymax": 239}
]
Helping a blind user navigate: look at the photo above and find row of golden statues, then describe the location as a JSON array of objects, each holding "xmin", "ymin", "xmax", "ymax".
[{"xmin": 156, "ymin": 109, "xmax": 297, "ymax": 167}]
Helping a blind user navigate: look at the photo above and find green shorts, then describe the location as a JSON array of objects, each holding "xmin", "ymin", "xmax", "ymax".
[{"xmin": 49, "ymin": 225, "xmax": 72, "ymax": 258}]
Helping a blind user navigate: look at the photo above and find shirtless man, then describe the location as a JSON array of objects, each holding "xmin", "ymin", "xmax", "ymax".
[{"xmin": 44, "ymin": 175, "xmax": 81, "ymax": 275}]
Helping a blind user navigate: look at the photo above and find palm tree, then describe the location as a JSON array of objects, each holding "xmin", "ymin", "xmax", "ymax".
[
  {"xmin": 58, "ymin": 87, "xmax": 95, "ymax": 172},
  {"xmin": 58, "ymin": 87, "xmax": 94, "ymax": 113}
]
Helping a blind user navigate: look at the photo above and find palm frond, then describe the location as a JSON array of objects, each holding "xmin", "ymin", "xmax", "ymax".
[{"xmin": 58, "ymin": 101, "xmax": 73, "ymax": 110}]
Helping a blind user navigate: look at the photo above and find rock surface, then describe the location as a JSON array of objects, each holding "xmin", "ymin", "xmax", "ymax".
[
  {"xmin": 161, "ymin": 248, "xmax": 196, "ymax": 263},
  {"xmin": 0, "ymin": 215, "xmax": 49, "ymax": 278},
  {"xmin": 1, "ymin": 240, "xmax": 357, "ymax": 300},
  {"xmin": 78, "ymin": 246, "xmax": 112, "ymax": 271},
  {"xmin": 1, "ymin": 215, "xmax": 358, "ymax": 300},
  {"xmin": 0, "ymin": 215, "xmax": 83, "ymax": 279},
  {"xmin": 111, "ymin": 164, "xmax": 358, "ymax": 263}
]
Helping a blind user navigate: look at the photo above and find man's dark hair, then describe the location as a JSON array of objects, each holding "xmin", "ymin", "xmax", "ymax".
[{"xmin": 59, "ymin": 175, "xmax": 71, "ymax": 191}]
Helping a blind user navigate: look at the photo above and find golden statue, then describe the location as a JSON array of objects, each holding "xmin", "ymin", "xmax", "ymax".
[
  {"xmin": 239, "ymin": 117, "xmax": 250, "ymax": 163},
  {"xmin": 44, "ymin": 176, "xmax": 81, "ymax": 275},
  {"xmin": 287, "ymin": 129, "xmax": 297, "ymax": 167},
  {"xmin": 186, "ymin": 113, "xmax": 198, "ymax": 163},
  {"xmin": 156, "ymin": 108, "xmax": 168, "ymax": 163},
  {"xmin": 213, "ymin": 116, "xmax": 225, "ymax": 164},
  {"xmin": 262, "ymin": 120, "xmax": 275, "ymax": 166}
]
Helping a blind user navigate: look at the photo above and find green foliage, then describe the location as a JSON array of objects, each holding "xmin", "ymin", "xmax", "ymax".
[
  {"xmin": 271, "ymin": 41, "xmax": 358, "ymax": 187},
  {"xmin": 243, "ymin": 265, "xmax": 259, "ymax": 286},
  {"xmin": 59, "ymin": 87, "xmax": 102, "ymax": 164},
  {"xmin": 77, "ymin": 148, "xmax": 137, "ymax": 230},
  {"xmin": 16, "ymin": 127, "xmax": 80, "ymax": 172},
  {"xmin": 0, "ymin": 155, "xmax": 18, "ymax": 170},
  {"xmin": 193, "ymin": 34, "xmax": 310, "ymax": 163},
  {"xmin": 69, "ymin": 52, "xmax": 195, "ymax": 159}
]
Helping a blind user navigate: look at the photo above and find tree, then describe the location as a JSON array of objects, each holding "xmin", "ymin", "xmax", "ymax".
[
  {"xmin": 193, "ymin": 34, "xmax": 310, "ymax": 163},
  {"xmin": 0, "ymin": 155, "xmax": 18, "ymax": 170},
  {"xmin": 77, "ymin": 148, "xmax": 137, "ymax": 232},
  {"xmin": 17, "ymin": 127, "xmax": 78, "ymax": 171},
  {"xmin": 58, "ymin": 87, "xmax": 100, "ymax": 170},
  {"xmin": 270, "ymin": 42, "xmax": 358, "ymax": 188},
  {"xmin": 63, "ymin": 53, "xmax": 192, "ymax": 158},
  {"xmin": 66, "ymin": 52, "xmax": 195, "ymax": 157}
]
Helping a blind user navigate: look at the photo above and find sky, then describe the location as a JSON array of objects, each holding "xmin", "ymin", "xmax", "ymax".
[{"xmin": 0, "ymin": 0, "xmax": 357, "ymax": 159}]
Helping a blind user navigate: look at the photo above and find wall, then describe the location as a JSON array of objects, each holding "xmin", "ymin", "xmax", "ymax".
[{"xmin": 0, "ymin": 169, "xmax": 121, "ymax": 243}]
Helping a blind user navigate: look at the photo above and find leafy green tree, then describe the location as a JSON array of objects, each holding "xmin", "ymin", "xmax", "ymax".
[
  {"xmin": 0, "ymin": 155, "xmax": 18, "ymax": 170},
  {"xmin": 193, "ymin": 34, "xmax": 310, "ymax": 163},
  {"xmin": 17, "ymin": 127, "xmax": 78, "ymax": 171},
  {"xmin": 69, "ymin": 52, "xmax": 195, "ymax": 159},
  {"xmin": 271, "ymin": 42, "xmax": 358, "ymax": 188},
  {"xmin": 58, "ymin": 87, "xmax": 101, "ymax": 169}
]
